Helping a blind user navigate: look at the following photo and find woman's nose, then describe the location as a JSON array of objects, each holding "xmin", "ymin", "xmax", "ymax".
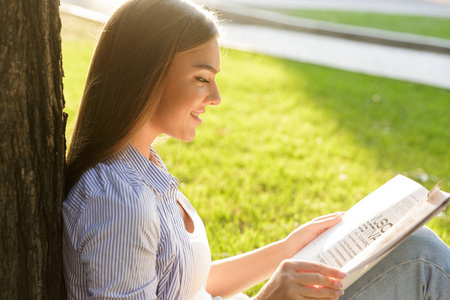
[{"xmin": 207, "ymin": 81, "xmax": 221, "ymax": 106}]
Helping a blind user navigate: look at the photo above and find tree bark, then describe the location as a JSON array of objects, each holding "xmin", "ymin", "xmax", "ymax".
[{"xmin": 0, "ymin": 0, "xmax": 66, "ymax": 299}]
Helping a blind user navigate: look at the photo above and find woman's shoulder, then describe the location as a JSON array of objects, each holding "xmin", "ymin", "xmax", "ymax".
[
  {"xmin": 65, "ymin": 157, "xmax": 157, "ymax": 214},
  {"xmin": 63, "ymin": 159, "xmax": 161, "ymax": 254}
]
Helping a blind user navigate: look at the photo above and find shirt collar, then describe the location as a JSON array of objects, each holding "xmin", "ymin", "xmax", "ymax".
[{"xmin": 115, "ymin": 143, "xmax": 177, "ymax": 196}]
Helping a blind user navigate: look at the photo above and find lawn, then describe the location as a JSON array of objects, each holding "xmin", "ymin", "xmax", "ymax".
[
  {"xmin": 279, "ymin": 10, "xmax": 450, "ymax": 40},
  {"xmin": 62, "ymin": 13, "xmax": 450, "ymax": 296}
]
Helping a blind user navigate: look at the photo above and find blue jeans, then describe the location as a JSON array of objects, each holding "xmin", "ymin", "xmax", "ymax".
[{"xmin": 342, "ymin": 226, "xmax": 450, "ymax": 299}]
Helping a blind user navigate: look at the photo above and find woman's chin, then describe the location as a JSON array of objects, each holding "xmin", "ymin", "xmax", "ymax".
[{"xmin": 176, "ymin": 131, "xmax": 196, "ymax": 143}]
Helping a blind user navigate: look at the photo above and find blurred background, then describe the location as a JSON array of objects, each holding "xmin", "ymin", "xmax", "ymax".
[
  {"xmin": 60, "ymin": 0, "xmax": 450, "ymax": 295},
  {"xmin": 61, "ymin": 0, "xmax": 450, "ymax": 88}
]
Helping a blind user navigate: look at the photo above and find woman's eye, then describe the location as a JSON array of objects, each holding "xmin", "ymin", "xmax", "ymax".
[{"xmin": 196, "ymin": 77, "xmax": 210, "ymax": 84}]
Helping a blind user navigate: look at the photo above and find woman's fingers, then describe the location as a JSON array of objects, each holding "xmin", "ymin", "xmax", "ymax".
[
  {"xmin": 284, "ymin": 212, "xmax": 346, "ymax": 260},
  {"xmin": 290, "ymin": 260, "xmax": 347, "ymax": 280},
  {"xmin": 257, "ymin": 260, "xmax": 346, "ymax": 300},
  {"xmin": 312, "ymin": 212, "xmax": 345, "ymax": 222},
  {"xmin": 297, "ymin": 284, "xmax": 345, "ymax": 299},
  {"xmin": 291, "ymin": 261, "xmax": 346, "ymax": 299},
  {"xmin": 294, "ymin": 271, "xmax": 343, "ymax": 289},
  {"xmin": 303, "ymin": 213, "xmax": 345, "ymax": 236}
]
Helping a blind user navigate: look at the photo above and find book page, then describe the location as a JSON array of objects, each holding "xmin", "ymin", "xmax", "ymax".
[
  {"xmin": 343, "ymin": 189, "xmax": 449, "ymax": 273},
  {"xmin": 292, "ymin": 175, "xmax": 449, "ymax": 289},
  {"xmin": 292, "ymin": 175, "xmax": 427, "ymax": 267},
  {"xmin": 340, "ymin": 190, "xmax": 449, "ymax": 287}
]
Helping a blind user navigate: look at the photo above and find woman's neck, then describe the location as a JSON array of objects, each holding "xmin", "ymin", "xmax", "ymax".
[{"xmin": 129, "ymin": 124, "xmax": 159, "ymax": 161}]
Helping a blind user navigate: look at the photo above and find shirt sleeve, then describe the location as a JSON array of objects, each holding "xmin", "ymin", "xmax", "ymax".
[{"xmin": 78, "ymin": 174, "xmax": 160, "ymax": 299}]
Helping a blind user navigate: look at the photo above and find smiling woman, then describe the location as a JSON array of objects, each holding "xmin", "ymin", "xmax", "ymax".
[
  {"xmin": 65, "ymin": 0, "xmax": 220, "ymax": 192},
  {"xmin": 63, "ymin": 0, "xmax": 223, "ymax": 299},
  {"xmin": 62, "ymin": 0, "xmax": 450, "ymax": 299},
  {"xmin": 63, "ymin": 0, "xmax": 347, "ymax": 298},
  {"xmin": 130, "ymin": 38, "xmax": 222, "ymax": 157}
]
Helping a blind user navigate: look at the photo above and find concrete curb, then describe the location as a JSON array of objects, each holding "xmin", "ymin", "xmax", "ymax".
[{"xmin": 204, "ymin": 2, "xmax": 450, "ymax": 55}]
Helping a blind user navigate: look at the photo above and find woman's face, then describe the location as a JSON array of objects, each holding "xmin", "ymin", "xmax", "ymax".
[{"xmin": 151, "ymin": 38, "xmax": 221, "ymax": 142}]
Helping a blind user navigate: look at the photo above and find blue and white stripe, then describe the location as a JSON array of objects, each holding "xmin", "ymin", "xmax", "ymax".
[{"xmin": 63, "ymin": 144, "xmax": 193, "ymax": 299}]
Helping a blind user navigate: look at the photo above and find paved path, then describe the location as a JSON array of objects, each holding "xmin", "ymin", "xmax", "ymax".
[
  {"xmin": 60, "ymin": 0, "xmax": 450, "ymax": 89},
  {"xmin": 201, "ymin": 0, "xmax": 450, "ymax": 17},
  {"xmin": 221, "ymin": 23, "xmax": 450, "ymax": 89}
]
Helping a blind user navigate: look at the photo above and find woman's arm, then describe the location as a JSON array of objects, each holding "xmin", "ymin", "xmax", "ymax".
[
  {"xmin": 207, "ymin": 236, "xmax": 288, "ymax": 297},
  {"xmin": 206, "ymin": 212, "xmax": 345, "ymax": 299},
  {"xmin": 78, "ymin": 182, "xmax": 161, "ymax": 298}
]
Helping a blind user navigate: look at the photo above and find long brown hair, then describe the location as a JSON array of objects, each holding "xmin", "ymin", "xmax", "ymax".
[{"xmin": 66, "ymin": 0, "xmax": 219, "ymax": 193}]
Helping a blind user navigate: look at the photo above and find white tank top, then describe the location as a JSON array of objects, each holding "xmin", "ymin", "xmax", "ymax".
[
  {"xmin": 177, "ymin": 191, "xmax": 213, "ymax": 300},
  {"xmin": 177, "ymin": 191, "xmax": 250, "ymax": 300}
]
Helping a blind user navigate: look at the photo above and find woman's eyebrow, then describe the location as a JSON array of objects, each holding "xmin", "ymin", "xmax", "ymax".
[{"xmin": 193, "ymin": 63, "xmax": 220, "ymax": 74}]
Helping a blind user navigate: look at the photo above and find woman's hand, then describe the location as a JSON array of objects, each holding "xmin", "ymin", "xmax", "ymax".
[
  {"xmin": 207, "ymin": 212, "xmax": 345, "ymax": 298},
  {"xmin": 253, "ymin": 260, "xmax": 346, "ymax": 300},
  {"xmin": 283, "ymin": 212, "xmax": 345, "ymax": 258}
]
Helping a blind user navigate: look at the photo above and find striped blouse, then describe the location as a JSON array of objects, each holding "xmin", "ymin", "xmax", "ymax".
[{"xmin": 62, "ymin": 144, "xmax": 194, "ymax": 299}]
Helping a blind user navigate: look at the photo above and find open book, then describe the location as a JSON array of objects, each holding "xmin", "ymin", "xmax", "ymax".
[{"xmin": 292, "ymin": 174, "xmax": 450, "ymax": 288}]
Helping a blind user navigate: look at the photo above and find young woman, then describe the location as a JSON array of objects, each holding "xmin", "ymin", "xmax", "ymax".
[{"xmin": 63, "ymin": 0, "xmax": 450, "ymax": 299}]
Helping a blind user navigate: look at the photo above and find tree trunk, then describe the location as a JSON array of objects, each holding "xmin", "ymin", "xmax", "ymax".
[{"xmin": 0, "ymin": 0, "xmax": 66, "ymax": 299}]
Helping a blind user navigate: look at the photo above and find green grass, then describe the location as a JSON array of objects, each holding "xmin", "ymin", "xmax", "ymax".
[
  {"xmin": 62, "ymin": 14, "xmax": 103, "ymax": 141},
  {"xmin": 279, "ymin": 10, "xmax": 450, "ymax": 40},
  {"xmin": 62, "ymin": 13, "xmax": 450, "ymax": 297}
]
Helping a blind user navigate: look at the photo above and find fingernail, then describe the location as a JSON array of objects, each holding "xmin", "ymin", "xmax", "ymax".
[
  {"xmin": 335, "ymin": 290, "xmax": 344, "ymax": 297},
  {"xmin": 338, "ymin": 271, "xmax": 348, "ymax": 278},
  {"xmin": 334, "ymin": 281, "xmax": 343, "ymax": 288}
]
